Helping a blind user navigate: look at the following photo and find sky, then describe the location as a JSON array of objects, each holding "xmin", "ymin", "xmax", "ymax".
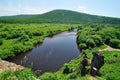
[{"xmin": 0, "ymin": 0, "xmax": 120, "ymax": 18}]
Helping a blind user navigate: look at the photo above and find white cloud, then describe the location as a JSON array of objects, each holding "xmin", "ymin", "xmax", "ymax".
[
  {"xmin": 78, "ymin": 6, "xmax": 91, "ymax": 14},
  {"xmin": 0, "ymin": 5, "xmax": 49, "ymax": 16},
  {"xmin": 19, "ymin": 6, "xmax": 48, "ymax": 14}
]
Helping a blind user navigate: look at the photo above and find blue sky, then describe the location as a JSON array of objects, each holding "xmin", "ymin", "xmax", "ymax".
[{"xmin": 0, "ymin": 0, "xmax": 120, "ymax": 18}]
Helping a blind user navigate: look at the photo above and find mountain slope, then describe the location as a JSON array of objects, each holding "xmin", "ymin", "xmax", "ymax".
[{"xmin": 0, "ymin": 9, "xmax": 120, "ymax": 24}]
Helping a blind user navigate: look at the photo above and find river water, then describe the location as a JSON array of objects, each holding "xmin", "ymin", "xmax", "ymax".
[{"xmin": 8, "ymin": 30, "xmax": 80, "ymax": 75}]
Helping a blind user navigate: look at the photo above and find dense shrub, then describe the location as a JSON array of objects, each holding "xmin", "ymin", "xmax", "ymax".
[
  {"xmin": 79, "ymin": 43, "xmax": 87, "ymax": 50},
  {"xmin": 86, "ymin": 38, "xmax": 95, "ymax": 48},
  {"xmin": 115, "ymin": 31, "xmax": 120, "ymax": 39},
  {"xmin": 104, "ymin": 36, "xmax": 111, "ymax": 45},
  {"xmin": 39, "ymin": 72, "xmax": 56, "ymax": 80},
  {"xmin": 110, "ymin": 39, "xmax": 120, "ymax": 48},
  {"xmin": 47, "ymin": 31, "xmax": 54, "ymax": 36},
  {"xmin": 0, "ymin": 33, "xmax": 7, "ymax": 38},
  {"xmin": 7, "ymin": 31, "xmax": 22, "ymax": 39},
  {"xmin": 12, "ymin": 43, "xmax": 25, "ymax": 54},
  {"xmin": 0, "ymin": 68, "xmax": 35, "ymax": 80},
  {"xmin": 0, "ymin": 39, "xmax": 3, "ymax": 45},
  {"xmin": 1, "ymin": 48, "xmax": 14, "ymax": 59},
  {"xmin": 18, "ymin": 34, "xmax": 30, "ymax": 42},
  {"xmin": 32, "ymin": 31, "xmax": 44, "ymax": 36},
  {"xmin": 63, "ymin": 64, "xmax": 71, "ymax": 74},
  {"xmin": 91, "ymin": 35, "xmax": 103, "ymax": 46}
]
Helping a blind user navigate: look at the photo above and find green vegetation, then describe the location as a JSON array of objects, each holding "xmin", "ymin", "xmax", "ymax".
[
  {"xmin": 0, "ymin": 23, "xmax": 77, "ymax": 59},
  {"xmin": 38, "ymin": 45, "xmax": 120, "ymax": 80},
  {"xmin": 0, "ymin": 39, "xmax": 3, "ymax": 45},
  {"xmin": 0, "ymin": 10, "xmax": 120, "ymax": 24},
  {"xmin": 77, "ymin": 24, "xmax": 120, "ymax": 50},
  {"xmin": 0, "ymin": 68, "xmax": 35, "ymax": 80},
  {"xmin": 39, "ymin": 24, "xmax": 120, "ymax": 80},
  {"xmin": 0, "ymin": 9, "xmax": 120, "ymax": 80},
  {"xmin": 109, "ymin": 39, "xmax": 120, "ymax": 48},
  {"xmin": 100, "ymin": 51, "xmax": 120, "ymax": 80}
]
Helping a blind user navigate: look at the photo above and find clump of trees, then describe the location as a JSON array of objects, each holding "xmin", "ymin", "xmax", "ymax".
[
  {"xmin": 63, "ymin": 64, "xmax": 71, "ymax": 74},
  {"xmin": 110, "ymin": 39, "xmax": 120, "ymax": 48},
  {"xmin": 77, "ymin": 24, "xmax": 120, "ymax": 50}
]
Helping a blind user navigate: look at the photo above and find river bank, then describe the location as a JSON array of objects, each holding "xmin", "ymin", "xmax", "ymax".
[
  {"xmin": 7, "ymin": 30, "xmax": 80, "ymax": 75},
  {"xmin": 0, "ymin": 59, "xmax": 24, "ymax": 73}
]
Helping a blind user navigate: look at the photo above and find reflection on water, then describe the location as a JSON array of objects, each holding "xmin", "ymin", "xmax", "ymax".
[{"xmin": 8, "ymin": 30, "xmax": 80, "ymax": 75}]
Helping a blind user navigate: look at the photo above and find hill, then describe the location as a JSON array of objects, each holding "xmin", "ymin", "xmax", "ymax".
[{"xmin": 0, "ymin": 9, "xmax": 120, "ymax": 24}]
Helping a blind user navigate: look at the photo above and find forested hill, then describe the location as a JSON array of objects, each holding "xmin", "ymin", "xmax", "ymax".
[{"xmin": 0, "ymin": 9, "xmax": 120, "ymax": 24}]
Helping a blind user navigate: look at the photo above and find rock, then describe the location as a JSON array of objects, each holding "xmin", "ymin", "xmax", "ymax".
[
  {"xmin": 81, "ymin": 53, "xmax": 89, "ymax": 76},
  {"xmin": 0, "ymin": 60, "xmax": 24, "ymax": 73},
  {"xmin": 90, "ymin": 51, "xmax": 104, "ymax": 76}
]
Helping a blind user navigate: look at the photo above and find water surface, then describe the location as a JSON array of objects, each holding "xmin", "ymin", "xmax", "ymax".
[{"xmin": 8, "ymin": 30, "xmax": 80, "ymax": 75}]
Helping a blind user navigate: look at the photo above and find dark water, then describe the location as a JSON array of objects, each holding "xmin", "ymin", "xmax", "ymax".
[{"xmin": 8, "ymin": 30, "xmax": 80, "ymax": 75}]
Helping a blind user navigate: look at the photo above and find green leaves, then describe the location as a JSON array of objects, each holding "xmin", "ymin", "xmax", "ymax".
[
  {"xmin": 0, "ymin": 39, "xmax": 3, "ymax": 45},
  {"xmin": 110, "ymin": 39, "xmax": 120, "ymax": 48}
]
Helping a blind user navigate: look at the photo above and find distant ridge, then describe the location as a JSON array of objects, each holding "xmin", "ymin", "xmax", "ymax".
[{"xmin": 0, "ymin": 9, "xmax": 120, "ymax": 24}]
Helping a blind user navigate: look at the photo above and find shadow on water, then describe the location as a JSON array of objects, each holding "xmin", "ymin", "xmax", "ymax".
[{"xmin": 8, "ymin": 30, "xmax": 81, "ymax": 75}]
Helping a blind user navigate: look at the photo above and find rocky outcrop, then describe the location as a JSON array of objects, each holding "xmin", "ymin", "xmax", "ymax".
[
  {"xmin": 0, "ymin": 59, "xmax": 24, "ymax": 73},
  {"xmin": 81, "ymin": 53, "xmax": 89, "ymax": 76},
  {"xmin": 80, "ymin": 51, "xmax": 104, "ymax": 76},
  {"xmin": 90, "ymin": 51, "xmax": 104, "ymax": 76}
]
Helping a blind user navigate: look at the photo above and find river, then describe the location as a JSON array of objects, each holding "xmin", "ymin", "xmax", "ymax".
[{"xmin": 8, "ymin": 30, "xmax": 80, "ymax": 75}]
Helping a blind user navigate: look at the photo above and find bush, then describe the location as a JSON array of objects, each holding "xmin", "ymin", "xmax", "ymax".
[
  {"xmin": 0, "ymin": 39, "xmax": 3, "ymax": 45},
  {"xmin": 110, "ymin": 39, "xmax": 120, "ymax": 48},
  {"xmin": 39, "ymin": 72, "xmax": 56, "ymax": 80},
  {"xmin": 0, "ymin": 68, "xmax": 35, "ymax": 80},
  {"xmin": 104, "ymin": 36, "xmax": 111, "ymax": 45},
  {"xmin": 91, "ymin": 35, "xmax": 103, "ymax": 46},
  {"xmin": 7, "ymin": 31, "xmax": 22, "ymax": 39},
  {"xmin": 86, "ymin": 38, "xmax": 95, "ymax": 48},
  {"xmin": 14, "ymin": 68, "xmax": 34, "ymax": 80},
  {"xmin": 32, "ymin": 31, "xmax": 43, "ymax": 36},
  {"xmin": 79, "ymin": 43, "xmax": 87, "ymax": 50},
  {"xmin": 63, "ymin": 64, "xmax": 71, "ymax": 74},
  {"xmin": 18, "ymin": 34, "xmax": 30, "ymax": 42},
  {"xmin": 0, "ymin": 33, "xmax": 7, "ymax": 38},
  {"xmin": 12, "ymin": 43, "xmax": 25, "ymax": 54}
]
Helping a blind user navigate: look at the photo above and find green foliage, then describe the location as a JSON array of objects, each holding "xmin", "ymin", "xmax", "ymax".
[
  {"xmin": 7, "ymin": 31, "xmax": 22, "ymax": 39},
  {"xmin": 12, "ymin": 43, "xmax": 25, "ymax": 54},
  {"xmin": 110, "ymin": 39, "xmax": 120, "ymax": 48},
  {"xmin": 100, "ymin": 51, "xmax": 120, "ymax": 80},
  {"xmin": 0, "ymin": 68, "xmax": 35, "ymax": 80},
  {"xmin": 0, "ymin": 39, "xmax": 3, "ymax": 45},
  {"xmin": 0, "ymin": 23, "xmax": 76, "ymax": 59},
  {"xmin": 91, "ymin": 35, "xmax": 103, "ymax": 46},
  {"xmin": 77, "ymin": 24, "xmax": 120, "ymax": 50},
  {"xmin": 18, "ymin": 34, "xmax": 30, "ymax": 42},
  {"xmin": 63, "ymin": 64, "xmax": 71, "ymax": 74},
  {"xmin": 39, "ymin": 72, "xmax": 56, "ymax": 80},
  {"xmin": 86, "ymin": 38, "xmax": 95, "ymax": 48},
  {"xmin": 32, "ymin": 31, "xmax": 44, "ymax": 36},
  {"xmin": 79, "ymin": 43, "xmax": 87, "ymax": 50}
]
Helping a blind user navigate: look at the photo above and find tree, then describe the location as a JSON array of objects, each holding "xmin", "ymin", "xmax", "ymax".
[
  {"xmin": 86, "ymin": 38, "xmax": 95, "ymax": 48},
  {"xmin": 18, "ymin": 34, "xmax": 29, "ymax": 42},
  {"xmin": 110, "ymin": 39, "xmax": 120, "ymax": 48}
]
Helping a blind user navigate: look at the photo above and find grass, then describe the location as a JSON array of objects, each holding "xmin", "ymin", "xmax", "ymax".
[
  {"xmin": 0, "ymin": 68, "xmax": 35, "ymax": 80},
  {"xmin": 100, "ymin": 51, "xmax": 120, "ymax": 80}
]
